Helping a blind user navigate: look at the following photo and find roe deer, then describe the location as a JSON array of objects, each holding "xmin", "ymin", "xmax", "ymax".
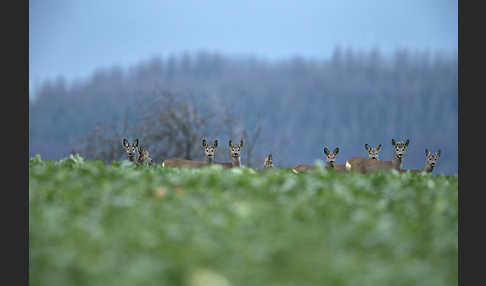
[
  {"xmin": 137, "ymin": 146, "xmax": 153, "ymax": 167},
  {"xmin": 323, "ymin": 147, "xmax": 347, "ymax": 172},
  {"xmin": 202, "ymin": 138, "xmax": 234, "ymax": 168},
  {"xmin": 202, "ymin": 139, "xmax": 218, "ymax": 165},
  {"xmin": 263, "ymin": 153, "xmax": 274, "ymax": 168},
  {"xmin": 346, "ymin": 139, "xmax": 409, "ymax": 174},
  {"xmin": 217, "ymin": 139, "xmax": 244, "ymax": 168},
  {"xmin": 293, "ymin": 147, "xmax": 346, "ymax": 173},
  {"xmin": 338, "ymin": 143, "xmax": 381, "ymax": 168},
  {"xmin": 201, "ymin": 139, "xmax": 241, "ymax": 169},
  {"xmin": 340, "ymin": 143, "xmax": 381, "ymax": 171},
  {"xmin": 122, "ymin": 138, "xmax": 139, "ymax": 162},
  {"xmin": 365, "ymin": 144, "xmax": 382, "ymax": 160},
  {"xmin": 401, "ymin": 149, "xmax": 440, "ymax": 173},
  {"xmin": 261, "ymin": 153, "xmax": 297, "ymax": 173}
]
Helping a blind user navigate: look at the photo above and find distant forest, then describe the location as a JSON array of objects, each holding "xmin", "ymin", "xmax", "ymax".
[{"xmin": 29, "ymin": 49, "xmax": 458, "ymax": 174}]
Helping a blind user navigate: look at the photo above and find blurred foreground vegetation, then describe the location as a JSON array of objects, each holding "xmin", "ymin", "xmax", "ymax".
[{"xmin": 29, "ymin": 155, "xmax": 458, "ymax": 286}]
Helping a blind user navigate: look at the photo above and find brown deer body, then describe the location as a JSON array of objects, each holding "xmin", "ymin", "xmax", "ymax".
[
  {"xmin": 162, "ymin": 158, "xmax": 206, "ymax": 168},
  {"xmin": 292, "ymin": 165, "xmax": 314, "ymax": 172},
  {"xmin": 346, "ymin": 139, "xmax": 409, "ymax": 174},
  {"xmin": 163, "ymin": 139, "xmax": 218, "ymax": 168}
]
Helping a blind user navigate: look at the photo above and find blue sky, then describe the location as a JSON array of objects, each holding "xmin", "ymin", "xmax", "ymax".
[{"xmin": 29, "ymin": 0, "xmax": 457, "ymax": 95}]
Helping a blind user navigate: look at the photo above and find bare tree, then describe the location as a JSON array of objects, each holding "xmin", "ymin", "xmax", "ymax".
[
  {"xmin": 134, "ymin": 88, "xmax": 215, "ymax": 162},
  {"xmin": 73, "ymin": 122, "xmax": 126, "ymax": 163},
  {"xmin": 75, "ymin": 88, "xmax": 219, "ymax": 163},
  {"xmin": 74, "ymin": 88, "xmax": 265, "ymax": 167},
  {"xmin": 241, "ymin": 123, "xmax": 262, "ymax": 167}
]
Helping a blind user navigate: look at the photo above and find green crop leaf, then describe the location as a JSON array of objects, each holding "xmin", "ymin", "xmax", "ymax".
[{"xmin": 29, "ymin": 159, "xmax": 458, "ymax": 286}]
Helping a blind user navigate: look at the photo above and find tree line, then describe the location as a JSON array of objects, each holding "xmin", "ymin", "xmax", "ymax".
[{"xmin": 29, "ymin": 48, "xmax": 458, "ymax": 174}]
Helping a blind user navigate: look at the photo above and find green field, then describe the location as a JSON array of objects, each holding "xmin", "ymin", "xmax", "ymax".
[{"xmin": 29, "ymin": 155, "xmax": 458, "ymax": 286}]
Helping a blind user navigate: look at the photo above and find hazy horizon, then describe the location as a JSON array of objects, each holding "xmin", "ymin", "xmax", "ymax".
[{"xmin": 29, "ymin": 0, "xmax": 457, "ymax": 97}]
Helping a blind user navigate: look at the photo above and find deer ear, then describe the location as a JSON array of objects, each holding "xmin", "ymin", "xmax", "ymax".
[
  {"xmin": 123, "ymin": 138, "xmax": 129, "ymax": 148},
  {"xmin": 377, "ymin": 144, "xmax": 382, "ymax": 151},
  {"xmin": 202, "ymin": 139, "xmax": 207, "ymax": 147},
  {"xmin": 437, "ymin": 150, "xmax": 441, "ymax": 157},
  {"xmin": 134, "ymin": 139, "xmax": 139, "ymax": 147},
  {"xmin": 405, "ymin": 139, "xmax": 410, "ymax": 146},
  {"xmin": 392, "ymin": 139, "xmax": 396, "ymax": 146},
  {"xmin": 365, "ymin": 144, "xmax": 370, "ymax": 151},
  {"xmin": 334, "ymin": 147, "xmax": 339, "ymax": 155},
  {"xmin": 323, "ymin": 147, "xmax": 329, "ymax": 155},
  {"xmin": 229, "ymin": 140, "xmax": 233, "ymax": 147},
  {"xmin": 239, "ymin": 140, "xmax": 243, "ymax": 148},
  {"xmin": 425, "ymin": 149, "xmax": 430, "ymax": 156},
  {"xmin": 213, "ymin": 140, "xmax": 218, "ymax": 148}
]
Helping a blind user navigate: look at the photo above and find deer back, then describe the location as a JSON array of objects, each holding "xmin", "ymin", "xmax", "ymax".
[
  {"xmin": 213, "ymin": 162, "xmax": 234, "ymax": 169},
  {"xmin": 163, "ymin": 158, "xmax": 207, "ymax": 168},
  {"xmin": 292, "ymin": 165, "xmax": 315, "ymax": 173},
  {"xmin": 332, "ymin": 164, "xmax": 348, "ymax": 172},
  {"xmin": 345, "ymin": 157, "xmax": 371, "ymax": 173},
  {"xmin": 361, "ymin": 158, "xmax": 400, "ymax": 174}
]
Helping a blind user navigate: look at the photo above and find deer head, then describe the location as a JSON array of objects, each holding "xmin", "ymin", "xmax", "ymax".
[
  {"xmin": 365, "ymin": 144, "xmax": 382, "ymax": 160},
  {"xmin": 202, "ymin": 139, "xmax": 218, "ymax": 163},
  {"xmin": 323, "ymin": 147, "xmax": 339, "ymax": 168},
  {"xmin": 122, "ymin": 138, "xmax": 139, "ymax": 161}
]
